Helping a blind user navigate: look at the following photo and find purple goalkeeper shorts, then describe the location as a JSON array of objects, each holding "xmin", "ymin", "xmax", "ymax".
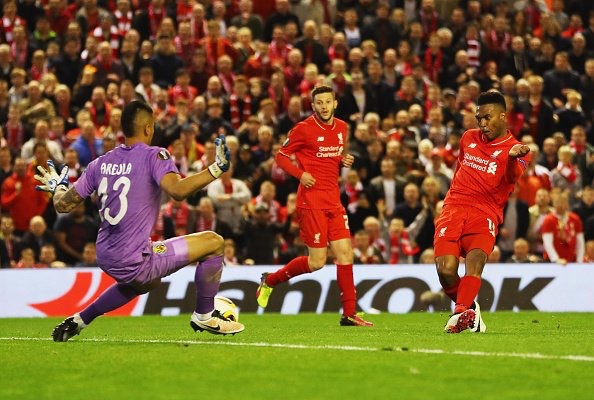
[{"xmin": 109, "ymin": 237, "xmax": 191, "ymax": 285}]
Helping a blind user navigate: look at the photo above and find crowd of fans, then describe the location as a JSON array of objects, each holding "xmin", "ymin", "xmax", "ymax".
[{"xmin": 0, "ymin": 0, "xmax": 593, "ymax": 268}]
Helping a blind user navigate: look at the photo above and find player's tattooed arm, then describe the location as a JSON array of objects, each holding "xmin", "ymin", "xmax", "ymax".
[{"xmin": 53, "ymin": 186, "xmax": 85, "ymax": 213}]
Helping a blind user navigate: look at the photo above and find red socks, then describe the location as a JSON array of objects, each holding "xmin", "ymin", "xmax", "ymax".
[
  {"xmin": 443, "ymin": 276, "xmax": 461, "ymax": 302},
  {"xmin": 265, "ymin": 259, "xmax": 357, "ymax": 317},
  {"xmin": 336, "ymin": 264, "xmax": 356, "ymax": 316},
  {"xmin": 266, "ymin": 256, "xmax": 311, "ymax": 287},
  {"xmin": 454, "ymin": 276, "xmax": 481, "ymax": 314}
]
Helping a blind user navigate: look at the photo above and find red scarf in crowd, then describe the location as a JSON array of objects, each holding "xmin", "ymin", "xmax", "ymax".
[
  {"xmin": 165, "ymin": 202, "xmax": 190, "ymax": 232},
  {"xmin": 557, "ymin": 162, "xmax": 577, "ymax": 183},
  {"xmin": 419, "ymin": 10, "xmax": 438, "ymax": 39},
  {"xmin": 466, "ymin": 39, "xmax": 481, "ymax": 67},
  {"xmin": 6, "ymin": 122, "xmax": 24, "ymax": 149},
  {"xmin": 423, "ymin": 49, "xmax": 443, "ymax": 83},
  {"xmin": 389, "ymin": 232, "xmax": 419, "ymax": 264},
  {"xmin": 488, "ymin": 30, "xmax": 511, "ymax": 52},
  {"xmin": 191, "ymin": 17, "xmax": 207, "ymax": 41},
  {"xmin": 218, "ymin": 72, "xmax": 235, "ymax": 94},
  {"xmin": 328, "ymin": 45, "xmax": 346, "ymax": 61},
  {"xmin": 169, "ymin": 84, "xmax": 197, "ymax": 105},
  {"xmin": 176, "ymin": 2, "xmax": 193, "ymax": 23},
  {"xmin": 10, "ymin": 40, "xmax": 27, "ymax": 67},
  {"xmin": 2, "ymin": 15, "xmax": 25, "ymax": 43},
  {"xmin": 148, "ymin": 4, "xmax": 164, "ymax": 40},
  {"xmin": 114, "ymin": 10, "xmax": 132, "ymax": 37},
  {"xmin": 90, "ymin": 103, "xmax": 111, "ymax": 128},
  {"xmin": 268, "ymin": 86, "xmax": 289, "ymax": 112},
  {"xmin": 229, "ymin": 93, "xmax": 251, "ymax": 129},
  {"xmin": 204, "ymin": 38, "xmax": 226, "ymax": 69}
]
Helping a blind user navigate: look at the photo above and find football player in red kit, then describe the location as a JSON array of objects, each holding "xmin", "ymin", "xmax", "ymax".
[
  {"xmin": 256, "ymin": 85, "xmax": 373, "ymax": 327},
  {"xmin": 434, "ymin": 90, "xmax": 530, "ymax": 333}
]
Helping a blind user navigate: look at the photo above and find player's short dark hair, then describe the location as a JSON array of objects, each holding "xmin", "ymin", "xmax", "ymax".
[
  {"xmin": 311, "ymin": 85, "xmax": 334, "ymax": 101},
  {"xmin": 121, "ymin": 100, "xmax": 153, "ymax": 138},
  {"xmin": 477, "ymin": 90, "xmax": 506, "ymax": 111}
]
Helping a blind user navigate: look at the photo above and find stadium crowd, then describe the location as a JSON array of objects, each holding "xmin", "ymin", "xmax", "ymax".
[{"xmin": 0, "ymin": 0, "xmax": 593, "ymax": 268}]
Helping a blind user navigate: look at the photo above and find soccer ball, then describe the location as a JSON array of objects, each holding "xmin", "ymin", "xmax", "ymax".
[{"xmin": 214, "ymin": 296, "xmax": 239, "ymax": 321}]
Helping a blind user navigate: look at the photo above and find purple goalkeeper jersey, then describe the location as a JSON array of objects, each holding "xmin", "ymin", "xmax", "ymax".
[{"xmin": 73, "ymin": 143, "xmax": 178, "ymax": 272}]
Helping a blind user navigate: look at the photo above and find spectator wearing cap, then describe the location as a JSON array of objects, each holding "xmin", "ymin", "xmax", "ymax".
[
  {"xmin": 199, "ymin": 97, "xmax": 235, "ymax": 143},
  {"xmin": 234, "ymin": 143, "xmax": 258, "ymax": 183}
]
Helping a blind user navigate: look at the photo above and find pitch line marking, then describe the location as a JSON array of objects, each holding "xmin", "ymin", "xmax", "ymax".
[{"xmin": 1, "ymin": 337, "xmax": 593, "ymax": 362}]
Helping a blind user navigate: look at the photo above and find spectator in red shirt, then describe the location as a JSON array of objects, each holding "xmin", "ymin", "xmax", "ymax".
[
  {"xmin": 0, "ymin": 157, "xmax": 48, "ymax": 235},
  {"xmin": 541, "ymin": 192, "xmax": 585, "ymax": 264},
  {"xmin": 200, "ymin": 19, "xmax": 237, "ymax": 73},
  {"xmin": 168, "ymin": 68, "xmax": 198, "ymax": 105}
]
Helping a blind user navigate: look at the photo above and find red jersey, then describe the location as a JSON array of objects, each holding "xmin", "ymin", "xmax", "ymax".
[
  {"xmin": 279, "ymin": 114, "xmax": 348, "ymax": 209},
  {"xmin": 541, "ymin": 212, "xmax": 583, "ymax": 262},
  {"xmin": 444, "ymin": 129, "xmax": 530, "ymax": 224}
]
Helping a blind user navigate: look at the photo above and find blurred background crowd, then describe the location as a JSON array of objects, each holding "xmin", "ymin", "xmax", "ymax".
[{"xmin": 0, "ymin": 0, "xmax": 593, "ymax": 268}]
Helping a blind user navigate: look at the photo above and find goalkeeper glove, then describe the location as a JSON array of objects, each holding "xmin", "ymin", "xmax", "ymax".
[
  {"xmin": 34, "ymin": 160, "xmax": 69, "ymax": 195},
  {"xmin": 208, "ymin": 135, "xmax": 231, "ymax": 178}
]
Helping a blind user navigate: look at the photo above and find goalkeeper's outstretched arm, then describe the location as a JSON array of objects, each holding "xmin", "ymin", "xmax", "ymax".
[{"xmin": 53, "ymin": 186, "xmax": 85, "ymax": 213}]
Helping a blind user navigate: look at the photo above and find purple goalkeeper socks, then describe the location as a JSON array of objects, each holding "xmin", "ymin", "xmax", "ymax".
[
  {"xmin": 79, "ymin": 283, "xmax": 139, "ymax": 325},
  {"xmin": 194, "ymin": 254, "xmax": 224, "ymax": 314}
]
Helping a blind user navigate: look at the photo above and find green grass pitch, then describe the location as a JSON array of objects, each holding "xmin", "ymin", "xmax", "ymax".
[{"xmin": 1, "ymin": 312, "xmax": 593, "ymax": 400}]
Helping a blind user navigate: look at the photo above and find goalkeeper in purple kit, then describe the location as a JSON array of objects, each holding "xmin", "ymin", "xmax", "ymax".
[{"xmin": 35, "ymin": 100, "xmax": 244, "ymax": 341}]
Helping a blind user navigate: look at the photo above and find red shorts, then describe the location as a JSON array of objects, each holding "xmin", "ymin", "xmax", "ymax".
[
  {"xmin": 433, "ymin": 204, "xmax": 498, "ymax": 258},
  {"xmin": 296, "ymin": 207, "xmax": 351, "ymax": 248}
]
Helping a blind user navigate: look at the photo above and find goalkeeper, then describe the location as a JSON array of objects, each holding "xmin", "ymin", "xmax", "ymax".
[{"xmin": 35, "ymin": 100, "xmax": 244, "ymax": 341}]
